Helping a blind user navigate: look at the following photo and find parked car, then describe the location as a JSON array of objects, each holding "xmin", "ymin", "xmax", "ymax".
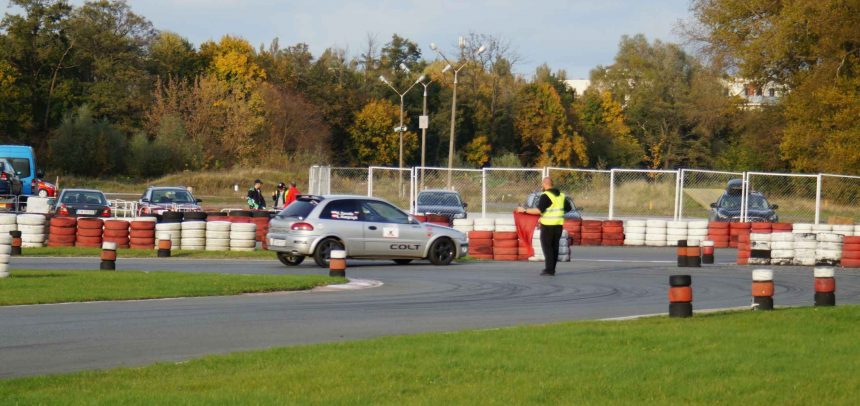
[
  {"xmin": 138, "ymin": 186, "xmax": 203, "ymax": 215},
  {"xmin": 0, "ymin": 158, "xmax": 23, "ymax": 197},
  {"xmin": 415, "ymin": 190, "xmax": 468, "ymax": 220},
  {"xmin": 0, "ymin": 145, "xmax": 42, "ymax": 195},
  {"xmin": 55, "ymin": 189, "xmax": 111, "ymax": 217},
  {"xmin": 32, "ymin": 178, "xmax": 57, "ymax": 198},
  {"xmin": 266, "ymin": 195, "xmax": 469, "ymax": 267},
  {"xmin": 522, "ymin": 190, "xmax": 582, "ymax": 220},
  {"xmin": 709, "ymin": 179, "xmax": 779, "ymax": 222}
]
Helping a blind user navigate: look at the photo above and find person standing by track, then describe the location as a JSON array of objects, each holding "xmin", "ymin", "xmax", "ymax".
[
  {"xmin": 247, "ymin": 179, "xmax": 266, "ymax": 210},
  {"xmin": 516, "ymin": 177, "xmax": 572, "ymax": 276}
]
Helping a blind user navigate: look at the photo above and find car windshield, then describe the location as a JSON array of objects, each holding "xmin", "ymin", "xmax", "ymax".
[
  {"xmin": 279, "ymin": 198, "xmax": 319, "ymax": 219},
  {"xmin": 61, "ymin": 191, "xmax": 106, "ymax": 205},
  {"xmin": 151, "ymin": 189, "xmax": 195, "ymax": 204},
  {"xmin": 719, "ymin": 195, "xmax": 771, "ymax": 210},
  {"xmin": 418, "ymin": 193, "xmax": 460, "ymax": 206}
]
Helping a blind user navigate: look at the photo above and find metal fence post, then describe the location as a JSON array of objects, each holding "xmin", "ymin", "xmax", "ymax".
[
  {"xmin": 608, "ymin": 169, "xmax": 615, "ymax": 220},
  {"xmin": 677, "ymin": 169, "xmax": 686, "ymax": 221},
  {"xmin": 741, "ymin": 172, "xmax": 748, "ymax": 222},
  {"xmin": 410, "ymin": 167, "xmax": 416, "ymax": 214},
  {"xmin": 368, "ymin": 167, "xmax": 374, "ymax": 197},
  {"xmin": 815, "ymin": 174, "xmax": 822, "ymax": 225},
  {"xmin": 481, "ymin": 168, "xmax": 487, "ymax": 218}
]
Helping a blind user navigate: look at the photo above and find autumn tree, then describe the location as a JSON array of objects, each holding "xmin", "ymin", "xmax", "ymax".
[
  {"xmin": 514, "ymin": 82, "xmax": 587, "ymax": 167},
  {"xmin": 349, "ymin": 99, "xmax": 417, "ymax": 166}
]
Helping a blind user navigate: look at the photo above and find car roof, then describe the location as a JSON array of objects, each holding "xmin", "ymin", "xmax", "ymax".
[
  {"xmin": 148, "ymin": 186, "xmax": 188, "ymax": 190},
  {"xmin": 61, "ymin": 188, "xmax": 104, "ymax": 194},
  {"xmin": 418, "ymin": 189, "xmax": 460, "ymax": 194}
]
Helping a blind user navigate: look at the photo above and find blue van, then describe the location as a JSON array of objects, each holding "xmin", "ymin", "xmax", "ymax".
[{"xmin": 0, "ymin": 145, "xmax": 42, "ymax": 195}]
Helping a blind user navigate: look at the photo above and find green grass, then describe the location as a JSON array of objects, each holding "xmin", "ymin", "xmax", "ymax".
[
  {"xmin": 23, "ymin": 246, "xmax": 275, "ymax": 259},
  {"xmin": 1, "ymin": 306, "xmax": 859, "ymax": 404},
  {"xmin": 0, "ymin": 270, "xmax": 343, "ymax": 306}
]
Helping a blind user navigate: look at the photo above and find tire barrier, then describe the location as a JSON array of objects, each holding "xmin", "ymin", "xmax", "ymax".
[
  {"xmin": 751, "ymin": 268, "xmax": 774, "ymax": 311},
  {"xmin": 0, "ymin": 237, "xmax": 10, "ymax": 278},
  {"xmin": 842, "ymin": 236, "xmax": 860, "ymax": 268},
  {"xmin": 425, "ymin": 213, "xmax": 451, "ymax": 228},
  {"xmin": 793, "ymin": 232, "xmax": 818, "ymax": 266},
  {"xmin": 251, "ymin": 212, "xmax": 271, "ymax": 249},
  {"xmin": 601, "ymin": 220, "xmax": 624, "ymax": 246},
  {"xmin": 668, "ymin": 274, "xmax": 693, "ymax": 318},
  {"xmin": 17, "ymin": 214, "xmax": 46, "ymax": 248},
  {"xmin": 180, "ymin": 221, "xmax": 207, "ymax": 251},
  {"xmin": 624, "ymin": 220, "xmax": 645, "ymax": 246},
  {"xmin": 492, "ymin": 230, "xmax": 519, "ymax": 261},
  {"xmin": 155, "ymin": 222, "xmax": 181, "ymax": 250},
  {"xmin": 468, "ymin": 230, "xmax": 493, "ymax": 260},
  {"xmin": 666, "ymin": 221, "xmax": 687, "ymax": 247},
  {"xmin": 205, "ymin": 221, "xmax": 231, "ymax": 251},
  {"xmin": 329, "ymin": 249, "xmax": 346, "ymax": 277},
  {"xmin": 770, "ymin": 232, "xmax": 795, "ymax": 266},
  {"xmin": 100, "ymin": 241, "xmax": 117, "ymax": 270},
  {"xmin": 527, "ymin": 228, "xmax": 571, "ymax": 262},
  {"xmin": 748, "ymin": 232, "xmax": 771, "ymax": 265},
  {"xmin": 10, "ymin": 230, "xmax": 22, "ymax": 256},
  {"xmin": 48, "ymin": 216, "xmax": 76, "ymax": 247},
  {"xmin": 76, "ymin": 218, "xmax": 103, "ymax": 248},
  {"xmin": 452, "ymin": 218, "xmax": 473, "ymax": 234},
  {"xmin": 473, "ymin": 218, "xmax": 495, "ymax": 232},
  {"xmin": 129, "ymin": 217, "xmax": 157, "ymax": 249},
  {"xmin": 813, "ymin": 267, "xmax": 836, "ymax": 307},
  {"xmin": 816, "ymin": 233, "xmax": 842, "ymax": 267},
  {"xmin": 495, "ymin": 217, "xmax": 516, "ymax": 233},
  {"xmin": 564, "ymin": 219, "xmax": 582, "ymax": 246},
  {"xmin": 229, "ymin": 222, "xmax": 257, "ymax": 251},
  {"xmin": 645, "ymin": 219, "xmax": 666, "ymax": 247},
  {"xmin": 707, "ymin": 221, "xmax": 730, "ymax": 248},
  {"xmin": 157, "ymin": 237, "xmax": 172, "ymax": 257},
  {"xmin": 559, "ymin": 230, "xmax": 571, "ymax": 262},
  {"xmin": 729, "ymin": 222, "xmax": 750, "ymax": 248},
  {"xmin": 702, "ymin": 240, "xmax": 715, "ymax": 264},
  {"xmin": 581, "ymin": 220, "xmax": 603, "ymax": 246},
  {"xmin": 160, "ymin": 211, "xmax": 183, "ymax": 223},
  {"xmin": 103, "ymin": 219, "xmax": 130, "ymax": 249}
]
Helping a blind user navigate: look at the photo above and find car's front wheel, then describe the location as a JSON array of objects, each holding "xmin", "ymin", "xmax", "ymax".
[
  {"xmin": 428, "ymin": 238, "xmax": 456, "ymax": 266},
  {"xmin": 277, "ymin": 252, "xmax": 305, "ymax": 266},
  {"xmin": 313, "ymin": 238, "xmax": 344, "ymax": 268}
]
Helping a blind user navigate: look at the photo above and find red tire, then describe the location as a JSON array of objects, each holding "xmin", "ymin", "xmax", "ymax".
[
  {"xmin": 469, "ymin": 246, "xmax": 493, "ymax": 255},
  {"xmin": 228, "ymin": 217, "xmax": 251, "ymax": 223},
  {"xmin": 751, "ymin": 281, "xmax": 774, "ymax": 297},
  {"xmin": 493, "ymin": 239, "xmax": 518, "ymax": 248},
  {"xmin": 130, "ymin": 229, "xmax": 155, "ymax": 239},
  {"xmin": 843, "ymin": 243, "xmax": 860, "ymax": 252},
  {"xmin": 841, "ymin": 250, "xmax": 860, "ymax": 260},
  {"xmin": 49, "ymin": 226, "xmax": 76, "ymax": 236},
  {"xmin": 207, "ymin": 216, "xmax": 230, "ymax": 222},
  {"xmin": 101, "ymin": 250, "xmax": 118, "ymax": 261},
  {"xmin": 48, "ymin": 234, "xmax": 76, "ymax": 244},
  {"xmin": 518, "ymin": 247, "xmax": 531, "ymax": 255},
  {"xmin": 470, "ymin": 254, "xmax": 494, "ymax": 260},
  {"xmin": 730, "ymin": 222, "xmax": 751, "ymax": 229},
  {"xmin": 668, "ymin": 286, "xmax": 693, "ymax": 303},
  {"xmin": 736, "ymin": 257, "xmax": 749, "ymax": 265},
  {"xmin": 814, "ymin": 278, "xmax": 836, "ymax": 293},
  {"xmin": 77, "ymin": 218, "xmax": 104, "ymax": 229},
  {"xmin": 602, "ymin": 239, "xmax": 624, "ymax": 246},
  {"xmin": 582, "ymin": 232, "xmax": 602, "ymax": 239},
  {"xmin": 708, "ymin": 234, "xmax": 730, "ymax": 242},
  {"xmin": 104, "ymin": 220, "xmax": 130, "ymax": 230},
  {"xmin": 104, "ymin": 237, "xmax": 130, "ymax": 245},
  {"xmin": 103, "ymin": 229, "xmax": 129, "ymax": 238},
  {"xmin": 76, "ymin": 236, "xmax": 102, "ymax": 245},
  {"xmin": 582, "ymin": 220, "xmax": 603, "ymax": 227},
  {"xmin": 493, "ymin": 254, "xmax": 518, "ymax": 261},
  {"xmin": 771, "ymin": 223, "xmax": 793, "ymax": 231},
  {"xmin": 708, "ymin": 222, "xmax": 730, "ymax": 229},
  {"xmin": 130, "ymin": 221, "xmax": 156, "ymax": 231},
  {"xmin": 581, "ymin": 238, "xmax": 602, "ymax": 246},
  {"xmin": 50, "ymin": 217, "xmax": 77, "ymax": 227},
  {"xmin": 602, "ymin": 226, "xmax": 624, "ymax": 234},
  {"xmin": 603, "ymin": 233, "xmax": 624, "ymax": 240},
  {"xmin": 77, "ymin": 228, "xmax": 103, "ymax": 238},
  {"xmin": 75, "ymin": 242, "xmax": 102, "ymax": 248},
  {"xmin": 468, "ymin": 231, "xmax": 493, "ymax": 240},
  {"xmin": 493, "ymin": 247, "xmax": 518, "ymax": 256},
  {"xmin": 843, "ymin": 236, "xmax": 860, "ymax": 245},
  {"xmin": 129, "ymin": 237, "xmax": 155, "ymax": 246},
  {"xmin": 581, "ymin": 226, "xmax": 602, "ymax": 233},
  {"xmin": 602, "ymin": 220, "xmax": 623, "ymax": 227},
  {"xmin": 470, "ymin": 238, "xmax": 493, "ymax": 248},
  {"xmin": 493, "ymin": 231, "xmax": 517, "ymax": 240},
  {"xmin": 841, "ymin": 259, "xmax": 860, "ymax": 268}
]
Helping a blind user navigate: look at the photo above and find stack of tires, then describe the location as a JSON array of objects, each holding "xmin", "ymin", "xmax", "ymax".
[
  {"xmin": 251, "ymin": 212, "xmax": 270, "ymax": 249},
  {"xmin": 792, "ymin": 232, "xmax": 817, "ymax": 266},
  {"xmin": 530, "ymin": 228, "xmax": 544, "ymax": 261},
  {"xmin": 76, "ymin": 218, "xmax": 103, "ymax": 248},
  {"xmin": 729, "ymin": 222, "xmax": 750, "ymax": 248},
  {"xmin": 492, "ymin": 230, "xmax": 518, "ymax": 261},
  {"xmin": 842, "ymin": 236, "xmax": 860, "ymax": 268},
  {"xmin": 813, "ymin": 224, "xmax": 832, "ymax": 235},
  {"xmin": 180, "ymin": 220, "xmax": 207, "ymax": 251},
  {"xmin": 832, "ymin": 224, "xmax": 854, "ymax": 237},
  {"xmin": 495, "ymin": 217, "xmax": 516, "ymax": 233},
  {"xmin": 205, "ymin": 221, "xmax": 231, "ymax": 251},
  {"xmin": 645, "ymin": 220, "xmax": 667, "ymax": 247},
  {"xmin": 129, "ymin": 218, "xmax": 157, "ymax": 249},
  {"xmin": 425, "ymin": 214, "xmax": 451, "ymax": 227},
  {"xmin": 517, "ymin": 235, "xmax": 531, "ymax": 261},
  {"xmin": 687, "ymin": 221, "xmax": 709, "ymax": 242},
  {"xmin": 0, "ymin": 214, "xmax": 16, "ymax": 240},
  {"xmin": 559, "ymin": 230, "xmax": 571, "ymax": 262},
  {"xmin": 452, "ymin": 218, "xmax": 473, "ymax": 234},
  {"xmin": 666, "ymin": 221, "xmax": 687, "ymax": 247},
  {"xmin": 793, "ymin": 223, "xmax": 813, "ymax": 235},
  {"xmin": 707, "ymin": 222, "xmax": 730, "ymax": 248},
  {"xmin": 581, "ymin": 220, "xmax": 602, "ymax": 246},
  {"xmin": 601, "ymin": 220, "xmax": 624, "ymax": 246},
  {"xmin": 155, "ymin": 222, "xmax": 181, "ymax": 251},
  {"xmin": 623, "ymin": 220, "xmax": 646, "ymax": 246},
  {"xmin": 229, "ymin": 223, "xmax": 257, "ymax": 251},
  {"xmin": 17, "ymin": 214, "xmax": 46, "ymax": 248},
  {"xmin": 468, "ymin": 230, "xmax": 493, "ymax": 260},
  {"xmin": 564, "ymin": 219, "xmax": 582, "ymax": 246},
  {"xmin": 772, "ymin": 223, "xmax": 793, "ymax": 233},
  {"xmin": 769, "ymin": 232, "xmax": 795, "ymax": 266},
  {"xmin": 748, "ymin": 232, "xmax": 771, "ymax": 265},
  {"xmin": 736, "ymin": 229, "xmax": 752, "ymax": 265},
  {"xmin": 816, "ymin": 233, "xmax": 843, "ymax": 266},
  {"xmin": 473, "ymin": 218, "xmax": 495, "ymax": 234},
  {"xmin": 48, "ymin": 217, "xmax": 76, "ymax": 247},
  {"xmin": 103, "ymin": 220, "xmax": 130, "ymax": 249}
]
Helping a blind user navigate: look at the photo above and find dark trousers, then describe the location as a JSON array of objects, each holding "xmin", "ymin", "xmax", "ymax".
[{"xmin": 540, "ymin": 224, "xmax": 563, "ymax": 274}]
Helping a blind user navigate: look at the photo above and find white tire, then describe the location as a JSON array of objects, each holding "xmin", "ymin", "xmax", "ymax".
[
  {"xmin": 750, "ymin": 233, "xmax": 772, "ymax": 242},
  {"xmin": 625, "ymin": 220, "xmax": 646, "ymax": 227},
  {"xmin": 815, "ymin": 249, "xmax": 842, "ymax": 260},
  {"xmin": 793, "ymin": 258, "xmax": 816, "ymax": 266},
  {"xmin": 817, "ymin": 233, "xmax": 844, "ymax": 243},
  {"xmin": 646, "ymin": 220, "xmax": 667, "ymax": 228},
  {"xmin": 231, "ymin": 223, "xmax": 257, "ymax": 232},
  {"xmin": 748, "ymin": 258, "xmax": 770, "ymax": 265},
  {"xmin": 229, "ymin": 240, "xmax": 256, "ymax": 248},
  {"xmin": 751, "ymin": 241, "xmax": 771, "ymax": 250},
  {"xmin": 21, "ymin": 234, "xmax": 45, "ymax": 243},
  {"xmin": 18, "ymin": 225, "xmax": 45, "ymax": 234},
  {"xmin": 155, "ymin": 223, "xmax": 182, "ymax": 231},
  {"xmin": 156, "ymin": 231, "xmax": 177, "ymax": 240},
  {"xmin": 793, "ymin": 249, "xmax": 816, "ymax": 257},
  {"xmin": 181, "ymin": 238, "xmax": 206, "ymax": 246},
  {"xmin": 230, "ymin": 231, "xmax": 256, "ymax": 240},
  {"xmin": 206, "ymin": 231, "xmax": 230, "ymax": 239},
  {"xmin": 206, "ymin": 221, "xmax": 232, "ymax": 232},
  {"xmin": 688, "ymin": 221, "xmax": 709, "ymax": 230},
  {"xmin": 793, "ymin": 233, "xmax": 817, "ymax": 242},
  {"xmin": 22, "ymin": 242, "xmax": 44, "ymax": 248},
  {"xmin": 646, "ymin": 231, "xmax": 667, "ymax": 238},
  {"xmin": 181, "ymin": 229, "xmax": 206, "ymax": 239},
  {"xmin": 813, "ymin": 267, "xmax": 835, "ymax": 278},
  {"xmin": 816, "ymin": 242, "xmax": 842, "ymax": 251},
  {"xmin": 624, "ymin": 233, "xmax": 646, "ymax": 240},
  {"xmin": 624, "ymin": 239, "xmax": 645, "ymax": 246},
  {"xmin": 0, "ymin": 235, "xmax": 10, "ymax": 245},
  {"xmin": 452, "ymin": 218, "xmax": 474, "ymax": 226},
  {"xmin": 181, "ymin": 221, "xmax": 207, "ymax": 230},
  {"xmin": 751, "ymin": 269, "xmax": 773, "ymax": 281},
  {"xmin": 133, "ymin": 217, "xmax": 158, "ymax": 222},
  {"xmin": 16, "ymin": 214, "xmax": 46, "ymax": 225},
  {"xmin": 626, "ymin": 226, "xmax": 646, "ymax": 234},
  {"xmin": 0, "ymin": 254, "xmax": 9, "ymax": 264},
  {"xmin": 0, "ymin": 224, "xmax": 17, "ymax": 233},
  {"xmin": 495, "ymin": 225, "xmax": 517, "ymax": 233},
  {"xmin": 494, "ymin": 218, "xmax": 515, "ymax": 226},
  {"xmin": 474, "ymin": 218, "xmax": 495, "ymax": 226},
  {"xmin": 0, "ymin": 245, "xmax": 11, "ymax": 255},
  {"xmin": 667, "ymin": 221, "xmax": 688, "ymax": 229},
  {"xmin": 687, "ymin": 229, "xmax": 709, "ymax": 237},
  {"xmin": 771, "ymin": 249, "xmax": 794, "ymax": 259},
  {"xmin": 645, "ymin": 240, "xmax": 667, "ymax": 247},
  {"xmin": 771, "ymin": 241, "xmax": 794, "ymax": 250},
  {"xmin": 812, "ymin": 224, "xmax": 833, "ymax": 232},
  {"xmin": 794, "ymin": 241, "xmax": 818, "ymax": 249},
  {"xmin": 770, "ymin": 232, "xmax": 794, "ymax": 242},
  {"xmin": 0, "ymin": 213, "xmax": 17, "ymax": 225},
  {"xmin": 230, "ymin": 247, "xmax": 256, "ymax": 252},
  {"xmin": 181, "ymin": 245, "xmax": 205, "ymax": 251},
  {"xmin": 474, "ymin": 225, "xmax": 495, "ymax": 232},
  {"xmin": 832, "ymin": 225, "xmax": 854, "ymax": 234},
  {"xmin": 453, "ymin": 226, "xmax": 473, "ymax": 234}
]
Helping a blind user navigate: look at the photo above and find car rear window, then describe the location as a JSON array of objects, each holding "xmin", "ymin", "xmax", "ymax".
[
  {"xmin": 1, "ymin": 158, "xmax": 31, "ymax": 178},
  {"xmin": 61, "ymin": 191, "xmax": 106, "ymax": 205},
  {"xmin": 279, "ymin": 198, "xmax": 319, "ymax": 219}
]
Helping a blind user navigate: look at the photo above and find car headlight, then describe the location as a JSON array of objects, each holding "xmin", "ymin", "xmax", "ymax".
[{"xmin": 453, "ymin": 213, "xmax": 466, "ymax": 219}]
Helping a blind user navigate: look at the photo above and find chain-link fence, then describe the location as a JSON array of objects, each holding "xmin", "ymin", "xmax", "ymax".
[
  {"xmin": 679, "ymin": 169, "xmax": 743, "ymax": 220},
  {"xmin": 610, "ymin": 169, "xmax": 678, "ymax": 220},
  {"xmin": 483, "ymin": 168, "xmax": 543, "ymax": 216},
  {"xmin": 329, "ymin": 167, "xmax": 369, "ymax": 197},
  {"xmin": 368, "ymin": 167, "xmax": 412, "ymax": 210},
  {"xmin": 745, "ymin": 172, "xmax": 818, "ymax": 223},
  {"xmin": 547, "ymin": 167, "xmax": 611, "ymax": 218},
  {"xmin": 819, "ymin": 174, "xmax": 860, "ymax": 224},
  {"xmin": 414, "ymin": 167, "xmax": 484, "ymax": 215}
]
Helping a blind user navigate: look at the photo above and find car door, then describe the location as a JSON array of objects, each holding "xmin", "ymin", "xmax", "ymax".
[
  {"xmin": 316, "ymin": 199, "xmax": 367, "ymax": 256},
  {"xmin": 360, "ymin": 199, "xmax": 428, "ymax": 257}
]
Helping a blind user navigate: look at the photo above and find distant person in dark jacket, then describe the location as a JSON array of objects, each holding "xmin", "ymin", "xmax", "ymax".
[{"xmin": 247, "ymin": 179, "xmax": 266, "ymax": 210}]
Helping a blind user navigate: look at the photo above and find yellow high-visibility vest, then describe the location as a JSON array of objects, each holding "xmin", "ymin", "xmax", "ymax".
[{"xmin": 540, "ymin": 191, "xmax": 566, "ymax": 226}]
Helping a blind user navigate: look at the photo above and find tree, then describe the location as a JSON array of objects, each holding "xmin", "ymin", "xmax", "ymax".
[
  {"xmin": 147, "ymin": 31, "xmax": 202, "ymax": 80},
  {"xmin": 514, "ymin": 82, "xmax": 587, "ymax": 167},
  {"xmin": 349, "ymin": 99, "xmax": 417, "ymax": 166},
  {"xmin": 463, "ymin": 135, "xmax": 491, "ymax": 167},
  {"xmin": 578, "ymin": 90, "xmax": 642, "ymax": 167},
  {"xmin": 47, "ymin": 105, "xmax": 126, "ymax": 175}
]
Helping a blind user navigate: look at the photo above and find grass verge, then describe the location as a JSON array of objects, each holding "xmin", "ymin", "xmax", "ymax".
[
  {"xmin": 23, "ymin": 247, "xmax": 275, "ymax": 259},
  {"xmin": 0, "ymin": 270, "xmax": 343, "ymax": 306},
  {"xmin": 1, "ymin": 306, "xmax": 859, "ymax": 403}
]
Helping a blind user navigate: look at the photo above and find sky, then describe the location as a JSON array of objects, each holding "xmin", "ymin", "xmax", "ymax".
[{"xmin": 45, "ymin": 0, "xmax": 692, "ymax": 79}]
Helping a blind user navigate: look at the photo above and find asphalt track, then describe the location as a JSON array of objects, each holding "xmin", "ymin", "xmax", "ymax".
[{"xmin": 2, "ymin": 247, "xmax": 860, "ymax": 378}]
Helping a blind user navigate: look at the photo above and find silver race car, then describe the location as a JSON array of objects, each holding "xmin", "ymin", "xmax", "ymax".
[{"xmin": 266, "ymin": 195, "xmax": 469, "ymax": 267}]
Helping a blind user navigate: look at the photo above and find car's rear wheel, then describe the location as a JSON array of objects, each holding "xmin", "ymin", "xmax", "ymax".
[
  {"xmin": 277, "ymin": 252, "xmax": 305, "ymax": 266},
  {"xmin": 428, "ymin": 238, "xmax": 456, "ymax": 265},
  {"xmin": 393, "ymin": 259, "xmax": 413, "ymax": 265},
  {"xmin": 313, "ymin": 238, "xmax": 344, "ymax": 268}
]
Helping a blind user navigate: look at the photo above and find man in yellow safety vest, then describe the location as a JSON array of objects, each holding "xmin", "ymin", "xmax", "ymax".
[{"xmin": 516, "ymin": 177, "xmax": 572, "ymax": 276}]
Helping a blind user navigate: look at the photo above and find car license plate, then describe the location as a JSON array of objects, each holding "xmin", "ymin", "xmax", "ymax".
[
  {"xmin": 78, "ymin": 210, "xmax": 96, "ymax": 215},
  {"xmin": 271, "ymin": 239, "xmax": 287, "ymax": 247}
]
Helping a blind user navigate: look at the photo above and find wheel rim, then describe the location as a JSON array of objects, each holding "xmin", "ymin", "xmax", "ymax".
[
  {"xmin": 321, "ymin": 241, "xmax": 341, "ymax": 262},
  {"xmin": 434, "ymin": 240, "xmax": 454, "ymax": 262}
]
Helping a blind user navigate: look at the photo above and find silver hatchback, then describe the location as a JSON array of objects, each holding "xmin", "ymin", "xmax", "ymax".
[{"xmin": 266, "ymin": 195, "xmax": 469, "ymax": 267}]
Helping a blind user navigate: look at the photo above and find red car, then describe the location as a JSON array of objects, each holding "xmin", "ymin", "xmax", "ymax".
[{"xmin": 32, "ymin": 179, "xmax": 57, "ymax": 198}]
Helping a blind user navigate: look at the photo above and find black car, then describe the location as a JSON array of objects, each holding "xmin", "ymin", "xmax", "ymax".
[
  {"xmin": 523, "ymin": 190, "xmax": 582, "ymax": 220},
  {"xmin": 415, "ymin": 190, "xmax": 468, "ymax": 220},
  {"xmin": 55, "ymin": 189, "xmax": 112, "ymax": 217},
  {"xmin": 709, "ymin": 179, "xmax": 779, "ymax": 222},
  {"xmin": 0, "ymin": 158, "xmax": 23, "ymax": 196}
]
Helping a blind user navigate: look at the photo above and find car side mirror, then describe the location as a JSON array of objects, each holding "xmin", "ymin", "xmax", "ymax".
[
  {"xmin": 710, "ymin": 203, "xmax": 717, "ymax": 208},
  {"xmin": 771, "ymin": 204, "xmax": 779, "ymax": 210},
  {"xmin": 141, "ymin": 198, "xmax": 150, "ymax": 203},
  {"xmin": 36, "ymin": 169, "xmax": 45, "ymax": 178},
  {"xmin": 462, "ymin": 202, "xmax": 468, "ymax": 209},
  {"xmin": 196, "ymin": 199, "xmax": 203, "ymax": 203}
]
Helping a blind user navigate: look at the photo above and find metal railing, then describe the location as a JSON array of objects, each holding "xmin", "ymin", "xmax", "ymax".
[{"xmin": 309, "ymin": 165, "xmax": 860, "ymax": 224}]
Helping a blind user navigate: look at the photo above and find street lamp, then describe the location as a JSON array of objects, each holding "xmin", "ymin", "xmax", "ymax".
[
  {"xmin": 430, "ymin": 38, "xmax": 485, "ymax": 187},
  {"xmin": 380, "ymin": 70, "xmax": 425, "ymax": 196}
]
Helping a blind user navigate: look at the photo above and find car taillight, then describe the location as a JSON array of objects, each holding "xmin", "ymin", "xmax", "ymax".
[
  {"xmin": 58, "ymin": 204, "xmax": 69, "ymax": 216},
  {"xmin": 101, "ymin": 207, "xmax": 111, "ymax": 217},
  {"xmin": 291, "ymin": 222, "xmax": 314, "ymax": 231},
  {"xmin": 0, "ymin": 173, "xmax": 7, "ymax": 181}
]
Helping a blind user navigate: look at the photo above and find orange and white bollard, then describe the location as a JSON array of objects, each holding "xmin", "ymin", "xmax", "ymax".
[
  {"xmin": 813, "ymin": 267, "xmax": 836, "ymax": 307},
  {"xmin": 701, "ymin": 240, "xmax": 715, "ymax": 264},
  {"xmin": 329, "ymin": 249, "xmax": 346, "ymax": 278},
  {"xmin": 100, "ymin": 241, "xmax": 118, "ymax": 270},
  {"xmin": 10, "ymin": 230, "xmax": 22, "ymax": 256},
  {"xmin": 751, "ymin": 269, "xmax": 774, "ymax": 310},
  {"xmin": 157, "ymin": 233, "xmax": 172, "ymax": 258},
  {"xmin": 668, "ymin": 275, "xmax": 693, "ymax": 318},
  {"xmin": 686, "ymin": 239, "xmax": 702, "ymax": 267}
]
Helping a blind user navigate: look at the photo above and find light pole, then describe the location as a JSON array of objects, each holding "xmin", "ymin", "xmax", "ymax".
[
  {"xmin": 380, "ymin": 69, "xmax": 425, "ymax": 196},
  {"xmin": 430, "ymin": 38, "xmax": 485, "ymax": 188},
  {"xmin": 417, "ymin": 64, "xmax": 450, "ymax": 190}
]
